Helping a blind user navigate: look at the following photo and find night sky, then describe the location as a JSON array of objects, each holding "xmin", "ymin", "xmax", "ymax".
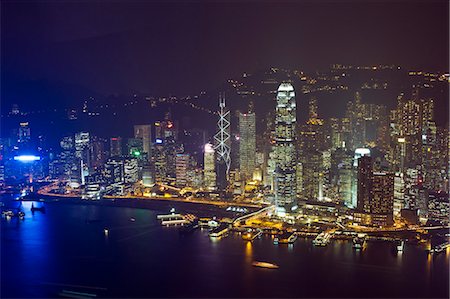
[{"xmin": 2, "ymin": 0, "xmax": 449, "ymax": 101}]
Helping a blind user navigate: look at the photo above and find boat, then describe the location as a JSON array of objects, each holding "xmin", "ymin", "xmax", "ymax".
[
  {"xmin": 252, "ymin": 261, "xmax": 279, "ymax": 269},
  {"xmin": 274, "ymin": 232, "xmax": 297, "ymax": 244},
  {"xmin": 242, "ymin": 229, "xmax": 262, "ymax": 241},
  {"xmin": 429, "ymin": 242, "xmax": 450, "ymax": 254},
  {"xmin": 209, "ymin": 223, "xmax": 229, "ymax": 238},
  {"xmin": 2, "ymin": 210, "xmax": 14, "ymax": 217},
  {"xmin": 395, "ymin": 240, "xmax": 404, "ymax": 252},
  {"xmin": 313, "ymin": 232, "xmax": 331, "ymax": 246},
  {"xmin": 31, "ymin": 203, "xmax": 46, "ymax": 213},
  {"xmin": 353, "ymin": 234, "xmax": 367, "ymax": 249}
]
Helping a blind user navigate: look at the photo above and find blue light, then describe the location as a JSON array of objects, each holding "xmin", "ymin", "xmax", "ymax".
[
  {"xmin": 156, "ymin": 139, "xmax": 163, "ymax": 144},
  {"xmin": 14, "ymin": 155, "xmax": 41, "ymax": 162}
]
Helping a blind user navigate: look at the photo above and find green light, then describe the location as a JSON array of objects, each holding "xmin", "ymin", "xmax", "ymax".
[{"xmin": 133, "ymin": 151, "xmax": 141, "ymax": 156}]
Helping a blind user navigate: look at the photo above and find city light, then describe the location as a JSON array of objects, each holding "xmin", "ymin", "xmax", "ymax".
[{"xmin": 13, "ymin": 155, "xmax": 41, "ymax": 162}]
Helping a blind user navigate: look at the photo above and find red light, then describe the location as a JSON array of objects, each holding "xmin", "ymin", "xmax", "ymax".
[{"xmin": 111, "ymin": 138, "xmax": 118, "ymax": 141}]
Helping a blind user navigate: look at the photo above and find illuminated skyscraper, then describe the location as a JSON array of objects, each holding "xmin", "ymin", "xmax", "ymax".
[
  {"xmin": 371, "ymin": 172, "xmax": 394, "ymax": 226},
  {"xmin": 203, "ymin": 143, "xmax": 216, "ymax": 191},
  {"xmin": 214, "ymin": 94, "xmax": 231, "ymax": 190},
  {"xmin": 110, "ymin": 137, "xmax": 122, "ymax": 157},
  {"xmin": 238, "ymin": 111, "xmax": 256, "ymax": 180},
  {"xmin": 274, "ymin": 83, "xmax": 297, "ymax": 215},
  {"xmin": 134, "ymin": 125, "xmax": 152, "ymax": 160},
  {"xmin": 175, "ymin": 153, "xmax": 190, "ymax": 187},
  {"xmin": 357, "ymin": 155, "xmax": 372, "ymax": 213},
  {"xmin": 18, "ymin": 122, "xmax": 31, "ymax": 144}
]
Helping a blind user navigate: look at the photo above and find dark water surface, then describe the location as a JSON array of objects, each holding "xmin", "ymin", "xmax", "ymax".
[{"xmin": 1, "ymin": 200, "xmax": 449, "ymax": 298}]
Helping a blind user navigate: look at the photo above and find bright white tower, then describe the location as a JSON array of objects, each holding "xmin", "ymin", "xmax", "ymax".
[{"xmin": 274, "ymin": 83, "xmax": 297, "ymax": 215}]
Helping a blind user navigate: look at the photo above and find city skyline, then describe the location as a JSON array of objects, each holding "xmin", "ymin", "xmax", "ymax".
[{"xmin": 1, "ymin": 1, "xmax": 449, "ymax": 298}]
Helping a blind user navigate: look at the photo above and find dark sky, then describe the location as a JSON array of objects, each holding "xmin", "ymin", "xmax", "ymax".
[{"xmin": 2, "ymin": 0, "xmax": 449, "ymax": 97}]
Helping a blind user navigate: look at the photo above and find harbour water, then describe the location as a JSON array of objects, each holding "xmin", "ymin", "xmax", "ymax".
[{"xmin": 1, "ymin": 199, "xmax": 449, "ymax": 298}]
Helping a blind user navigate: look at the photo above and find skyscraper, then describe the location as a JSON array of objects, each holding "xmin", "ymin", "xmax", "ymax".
[
  {"xmin": 274, "ymin": 83, "xmax": 297, "ymax": 215},
  {"xmin": 238, "ymin": 111, "xmax": 256, "ymax": 180},
  {"xmin": 175, "ymin": 153, "xmax": 190, "ymax": 187},
  {"xmin": 214, "ymin": 94, "xmax": 231, "ymax": 190},
  {"xmin": 371, "ymin": 172, "xmax": 395, "ymax": 226},
  {"xmin": 203, "ymin": 143, "xmax": 216, "ymax": 191},
  {"xmin": 134, "ymin": 125, "xmax": 152, "ymax": 161},
  {"xmin": 110, "ymin": 137, "xmax": 122, "ymax": 157},
  {"xmin": 357, "ymin": 155, "xmax": 372, "ymax": 213}
]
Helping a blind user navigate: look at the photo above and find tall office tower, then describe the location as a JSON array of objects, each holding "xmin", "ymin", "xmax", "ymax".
[
  {"xmin": 152, "ymin": 142, "xmax": 167, "ymax": 184},
  {"xmin": 346, "ymin": 92, "xmax": 365, "ymax": 150},
  {"xmin": 395, "ymin": 90, "xmax": 435, "ymax": 168},
  {"xmin": 238, "ymin": 110, "xmax": 256, "ymax": 180},
  {"xmin": 213, "ymin": 94, "xmax": 231, "ymax": 190},
  {"xmin": 357, "ymin": 155, "xmax": 373, "ymax": 213},
  {"xmin": 393, "ymin": 173, "xmax": 405, "ymax": 218},
  {"xmin": 163, "ymin": 139, "xmax": 184, "ymax": 181},
  {"xmin": 274, "ymin": 83, "xmax": 297, "ymax": 215},
  {"xmin": 299, "ymin": 151, "xmax": 323, "ymax": 201},
  {"xmin": 75, "ymin": 132, "xmax": 91, "ymax": 183},
  {"xmin": 110, "ymin": 137, "xmax": 122, "ymax": 157},
  {"xmin": 331, "ymin": 148, "xmax": 353, "ymax": 206},
  {"xmin": 134, "ymin": 125, "xmax": 152, "ymax": 160},
  {"xmin": 371, "ymin": 172, "xmax": 394, "ymax": 226},
  {"xmin": 89, "ymin": 137, "xmax": 107, "ymax": 170},
  {"xmin": 105, "ymin": 158, "xmax": 124, "ymax": 184},
  {"xmin": 18, "ymin": 122, "xmax": 31, "ymax": 144},
  {"xmin": 203, "ymin": 143, "xmax": 216, "ymax": 191},
  {"xmin": 123, "ymin": 157, "xmax": 139, "ymax": 184},
  {"xmin": 175, "ymin": 153, "xmax": 190, "ymax": 187}
]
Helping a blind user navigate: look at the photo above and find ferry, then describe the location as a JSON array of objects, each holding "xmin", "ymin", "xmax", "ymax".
[
  {"xmin": 2, "ymin": 210, "xmax": 14, "ymax": 217},
  {"xmin": 252, "ymin": 261, "xmax": 279, "ymax": 269},
  {"xmin": 353, "ymin": 234, "xmax": 367, "ymax": 249},
  {"xmin": 274, "ymin": 232, "xmax": 297, "ymax": 244},
  {"xmin": 429, "ymin": 242, "xmax": 450, "ymax": 254},
  {"xmin": 395, "ymin": 240, "xmax": 404, "ymax": 252},
  {"xmin": 313, "ymin": 232, "xmax": 332, "ymax": 246},
  {"xmin": 209, "ymin": 223, "xmax": 229, "ymax": 238},
  {"xmin": 242, "ymin": 229, "xmax": 262, "ymax": 241},
  {"xmin": 157, "ymin": 210, "xmax": 189, "ymax": 226}
]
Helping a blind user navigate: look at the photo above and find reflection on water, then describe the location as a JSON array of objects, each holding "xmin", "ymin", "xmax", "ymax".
[{"xmin": 245, "ymin": 241, "xmax": 253, "ymax": 262}]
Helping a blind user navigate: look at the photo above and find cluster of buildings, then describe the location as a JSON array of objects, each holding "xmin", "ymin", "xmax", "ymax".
[{"xmin": 1, "ymin": 78, "xmax": 448, "ymax": 228}]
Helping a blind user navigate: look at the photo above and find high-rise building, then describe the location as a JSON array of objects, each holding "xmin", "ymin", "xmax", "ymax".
[
  {"xmin": 134, "ymin": 125, "xmax": 152, "ymax": 160},
  {"xmin": 357, "ymin": 155, "xmax": 372, "ymax": 213},
  {"xmin": 299, "ymin": 151, "xmax": 322, "ymax": 201},
  {"xmin": 238, "ymin": 111, "xmax": 256, "ymax": 180},
  {"xmin": 110, "ymin": 137, "xmax": 122, "ymax": 157},
  {"xmin": 203, "ymin": 143, "xmax": 216, "ymax": 191},
  {"xmin": 274, "ymin": 83, "xmax": 297, "ymax": 215},
  {"xmin": 214, "ymin": 94, "xmax": 231, "ymax": 190},
  {"xmin": 394, "ymin": 173, "xmax": 405, "ymax": 218},
  {"xmin": 75, "ymin": 132, "xmax": 90, "ymax": 183},
  {"xmin": 18, "ymin": 122, "xmax": 31, "ymax": 144},
  {"xmin": 371, "ymin": 172, "xmax": 394, "ymax": 226},
  {"xmin": 175, "ymin": 153, "xmax": 190, "ymax": 187},
  {"xmin": 123, "ymin": 157, "xmax": 139, "ymax": 184}
]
